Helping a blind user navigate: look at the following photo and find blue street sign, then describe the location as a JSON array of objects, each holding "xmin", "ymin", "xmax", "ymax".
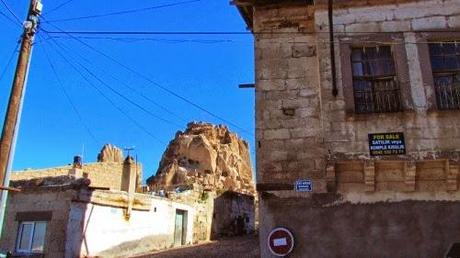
[{"xmin": 295, "ymin": 180, "xmax": 313, "ymax": 192}]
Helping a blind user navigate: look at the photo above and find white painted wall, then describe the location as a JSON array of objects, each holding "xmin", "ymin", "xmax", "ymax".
[{"xmin": 67, "ymin": 196, "xmax": 195, "ymax": 257}]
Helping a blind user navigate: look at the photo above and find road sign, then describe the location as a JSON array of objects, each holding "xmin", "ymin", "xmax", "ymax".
[
  {"xmin": 295, "ymin": 179, "xmax": 312, "ymax": 192},
  {"xmin": 267, "ymin": 227, "xmax": 295, "ymax": 257}
]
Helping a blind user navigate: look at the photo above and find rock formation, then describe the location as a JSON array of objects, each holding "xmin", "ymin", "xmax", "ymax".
[
  {"xmin": 147, "ymin": 122, "xmax": 254, "ymax": 194},
  {"xmin": 97, "ymin": 144, "xmax": 124, "ymax": 163}
]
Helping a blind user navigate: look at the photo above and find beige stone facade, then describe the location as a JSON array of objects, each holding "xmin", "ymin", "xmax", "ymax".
[
  {"xmin": 11, "ymin": 161, "xmax": 142, "ymax": 191},
  {"xmin": 235, "ymin": 0, "xmax": 460, "ymax": 257}
]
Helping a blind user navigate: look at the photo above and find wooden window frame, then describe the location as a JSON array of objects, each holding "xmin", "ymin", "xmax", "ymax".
[
  {"xmin": 417, "ymin": 32, "xmax": 460, "ymax": 111},
  {"xmin": 340, "ymin": 34, "xmax": 411, "ymax": 114}
]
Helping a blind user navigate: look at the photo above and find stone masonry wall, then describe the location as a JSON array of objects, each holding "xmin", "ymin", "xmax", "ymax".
[
  {"xmin": 10, "ymin": 162, "xmax": 141, "ymax": 191},
  {"xmin": 0, "ymin": 190, "xmax": 75, "ymax": 257},
  {"xmin": 255, "ymin": 4, "xmax": 327, "ymax": 186},
  {"xmin": 315, "ymin": 0, "xmax": 460, "ymax": 160},
  {"xmin": 255, "ymin": 0, "xmax": 460, "ymax": 190},
  {"xmin": 252, "ymin": 1, "xmax": 460, "ymax": 257}
]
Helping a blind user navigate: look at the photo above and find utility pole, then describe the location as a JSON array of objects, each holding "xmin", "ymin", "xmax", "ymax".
[{"xmin": 0, "ymin": 0, "xmax": 42, "ymax": 236}]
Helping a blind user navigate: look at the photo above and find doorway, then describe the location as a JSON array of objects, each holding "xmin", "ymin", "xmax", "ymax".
[{"xmin": 174, "ymin": 209, "xmax": 188, "ymax": 246}]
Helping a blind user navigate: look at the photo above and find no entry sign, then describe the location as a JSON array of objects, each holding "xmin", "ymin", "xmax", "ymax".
[{"xmin": 267, "ymin": 227, "xmax": 294, "ymax": 257}]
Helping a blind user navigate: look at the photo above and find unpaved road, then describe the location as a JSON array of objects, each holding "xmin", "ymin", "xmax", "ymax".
[{"xmin": 133, "ymin": 235, "xmax": 259, "ymax": 258}]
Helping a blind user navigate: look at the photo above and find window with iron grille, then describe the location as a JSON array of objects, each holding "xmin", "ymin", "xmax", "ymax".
[
  {"xmin": 351, "ymin": 46, "xmax": 402, "ymax": 113},
  {"xmin": 428, "ymin": 42, "xmax": 460, "ymax": 110}
]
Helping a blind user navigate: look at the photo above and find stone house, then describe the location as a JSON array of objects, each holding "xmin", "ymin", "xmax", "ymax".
[
  {"xmin": 0, "ymin": 154, "xmax": 197, "ymax": 258},
  {"xmin": 234, "ymin": 0, "xmax": 460, "ymax": 257},
  {"xmin": 0, "ymin": 143, "xmax": 256, "ymax": 257},
  {"xmin": 0, "ymin": 176, "xmax": 195, "ymax": 258}
]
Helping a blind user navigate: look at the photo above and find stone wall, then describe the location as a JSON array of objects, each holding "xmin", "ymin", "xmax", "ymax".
[
  {"xmin": 0, "ymin": 189, "xmax": 75, "ymax": 257},
  {"xmin": 11, "ymin": 162, "xmax": 141, "ymax": 191},
  {"xmin": 211, "ymin": 192, "xmax": 256, "ymax": 238},
  {"xmin": 331, "ymin": 159, "xmax": 460, "ymax": 192},
  {"xmin": 254, "ymin": 4, "xmax": 326, "ymax": 185},
  {"xmin": 254, "ymin": 0, "xmax": 460, "ymax": 188},
  {"xmin": 0, "ymin": 184, "xmax": 197, "ymax": 258},
  {"xmin": 247, "ymin": 0, "xmax": 460, "ymax": 257},
  {"xmin": 316, "ymin": 0, "xmax": 460, "ymax": 160},
  {"xmin": 259, "ymin": 192, "xmax": 460, "ymax": 258}
]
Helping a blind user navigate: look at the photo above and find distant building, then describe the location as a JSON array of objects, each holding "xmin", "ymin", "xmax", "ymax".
[{"xmin": 235, "ymin": 0, "xmax": 460, "ymax": 257}]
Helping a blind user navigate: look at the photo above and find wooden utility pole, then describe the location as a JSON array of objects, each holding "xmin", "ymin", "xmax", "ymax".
[{"xmin": 0, "ymin": 0, "xmax": 42, "ymax": 233}]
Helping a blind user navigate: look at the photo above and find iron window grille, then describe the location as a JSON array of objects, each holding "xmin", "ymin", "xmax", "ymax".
[
  {"xmin": 351, "ymin": 46, "xmax": 402, "ymax": 114},
  {"xmin": 428, "ymin": 42, "xmax": 460, "ymax": 110}
]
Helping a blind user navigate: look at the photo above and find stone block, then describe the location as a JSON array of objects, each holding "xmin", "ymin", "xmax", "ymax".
[
  {"xmin": 381, "ymin": 20, "xmax": 411, "ymax": 32},
  {"xmin": 292, "ymin": 45, "xmax": 316, "ymax": 58},
  {"xmin": 264, "ymin": 129, "xmax": 290, "ymax": 140},
  {"xmin": 345, "ymin": 22, "xmax": 381, "ymax": 33},
  {"xmin": 448, "ymin": 15, "xmax": 460, "ymax": 28},
  {"xmin": 411, "ymin": 16, "xmax": 447, "ymax": 30}
]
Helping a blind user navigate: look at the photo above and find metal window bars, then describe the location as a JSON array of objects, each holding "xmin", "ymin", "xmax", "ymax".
[
  {"xmin": 351, "ymin": 46, "xmax": 402, "ymax": 114},
  {"xmin": 429, "ymin": 42, "xmax": 460, "ymax": 110}
]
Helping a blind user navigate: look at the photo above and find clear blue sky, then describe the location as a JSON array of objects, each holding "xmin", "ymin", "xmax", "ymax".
[{"xmin": 0, "ymin": 0, "xmax": 255, "ymax": 181}]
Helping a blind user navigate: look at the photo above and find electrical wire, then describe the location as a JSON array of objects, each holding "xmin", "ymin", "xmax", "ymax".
[
  {"xmin": 44, "ymin": 35, "xmax": 184, "ymax": 128},
  {"xmin": 42, "ymin": 35, "xmax": 235, "ymax": 44},
  {"xmin": 42, "ymin": 0, "xmax": 75, "ymax": 16},
  {"xmin": 40, "ymin": 21, "xmax": 254, "ymax": 136},
  {"xmin": 39, "ymin": 29, "xmax": 460, "ymax": 46},
  {"xmin": 43, "ymin": 36, "xmax": 165, "ymax": 144},
  {"xmin": 0, "ymin": 0, "xmax": 21, "ymax": 25},
  {"xmin": 40, "ymin": 28, "xmax": 460, "ymax": 36},
  {"xmin": 43, "ymin": 0, "xmax": 200, "ymax": 23},
  {"xmin": 0, "ymin": 41, "xmax": 19, "ymax": 82},
  {"xmin": 0, "ymin": 10, "xmax": 21, "ymax": 27},
  {"xmin": 47, "ymin": 37, "xmax": 189, "ymax": 124},
  {"xmin": 39, "ymin": 35, "xmax": 99, "ymax": 145}
]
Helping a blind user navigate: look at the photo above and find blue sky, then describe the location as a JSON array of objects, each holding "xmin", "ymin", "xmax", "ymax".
[{"xmin": 0, "ymin": 0, "xmax": 255, "ymax": 180}]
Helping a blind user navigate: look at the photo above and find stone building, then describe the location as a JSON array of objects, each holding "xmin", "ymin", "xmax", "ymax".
[
  {"xmin": 234, "ymin": 0, "xmax": 460, "ymax": 257},
  {"xmin": 1, "ymin": 138, "xmax": 256, "ymax": 257},
  {"xmin": 0, "ymin": 145, "xmax": 197, "ymax": 257},
  {"xmin": 0, "ymin": 175, "xmax": 196, "ymax": 258}
]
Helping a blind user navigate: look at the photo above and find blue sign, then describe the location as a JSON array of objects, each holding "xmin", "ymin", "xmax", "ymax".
[{"xmin": 295, "ymin": 180, "xmax": 313, "ymax": 192}]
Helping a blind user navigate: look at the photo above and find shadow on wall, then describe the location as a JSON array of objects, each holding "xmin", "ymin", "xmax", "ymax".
[
  {"xmin": 65, "ymin": 187, "xmax": 93, "ymax": 258},
  {"xmin": 210, "ymin": 191, "xmax": 255, "ymax": 240}
]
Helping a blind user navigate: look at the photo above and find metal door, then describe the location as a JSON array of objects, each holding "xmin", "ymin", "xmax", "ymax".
[{"xmin": 174, "ymin": 210, "xmax": 185, "ymax": 246}]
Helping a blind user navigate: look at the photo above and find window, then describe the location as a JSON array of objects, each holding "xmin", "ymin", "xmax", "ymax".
[
  {"xmin": 16, "ymin": 221, "xmax": 47, "ymax": 253},
  {"xmin": 428, "ymin": 42, "xmax": 460, "ymax": 110},
  {"xmin": 350, "ymin": 46, "xmax": 402, "ymax": 113}
]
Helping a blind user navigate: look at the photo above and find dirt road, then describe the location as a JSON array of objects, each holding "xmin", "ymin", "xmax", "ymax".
[{"xmin": 132, "ymin": 235, "xmax": 259, "ymax": 258}]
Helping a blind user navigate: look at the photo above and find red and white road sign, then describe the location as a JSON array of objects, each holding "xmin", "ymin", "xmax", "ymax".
[{"xmin": 267, "ymin": 227, "xmax": 295, "ymax": 257}]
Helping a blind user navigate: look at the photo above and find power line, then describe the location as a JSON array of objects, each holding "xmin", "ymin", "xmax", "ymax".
[
  {"xmin": 39, "ymin": 35, "xmax": 99, "ymax": 145},
  {"xmin": 43, "ymin": 36, "xmax": 165, "ymax": 144},
  {"xmin": 42, "ymin": 35, "xmax": 235, "ymax": 44},
  {"xmin": 40, "ymin": 28, "xmax": 460, "ymax": 36},
  {"xmin": 43, "ymin": 0, "xmax": 200, "ymax": 23},
  {"xmin": 0, "ymin": 41, "xmax": 19, "ymax": 82},
  {"xmin": 42, "ymin": 0, "xmax": 75, "ymax": 16},
  {"xmin": 0, "ymin": 0, "xmax": 21, "ymax": 25},
  {"xmin": 47, "ymin": 37, "xmax": 189, "ymax": 124},
  {"xmin": 40, "ymin": 21, "xmax": 254, "ymax": 136},
  {"xmin": 39, "ymin": 31, "xmax": 460, "ymax": 46},
  {"xmin": 0, "ymin": 10, "xmax": 21, "ymax": 27},
  {"xmin": 44, "ymin": 34, "xmax": 184, "ymax": 128}
]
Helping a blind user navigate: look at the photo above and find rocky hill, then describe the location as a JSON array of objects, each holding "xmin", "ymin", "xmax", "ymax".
[{"xmin": 147, "ymin": 122, "xmax": 254, "ymax": 194}]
